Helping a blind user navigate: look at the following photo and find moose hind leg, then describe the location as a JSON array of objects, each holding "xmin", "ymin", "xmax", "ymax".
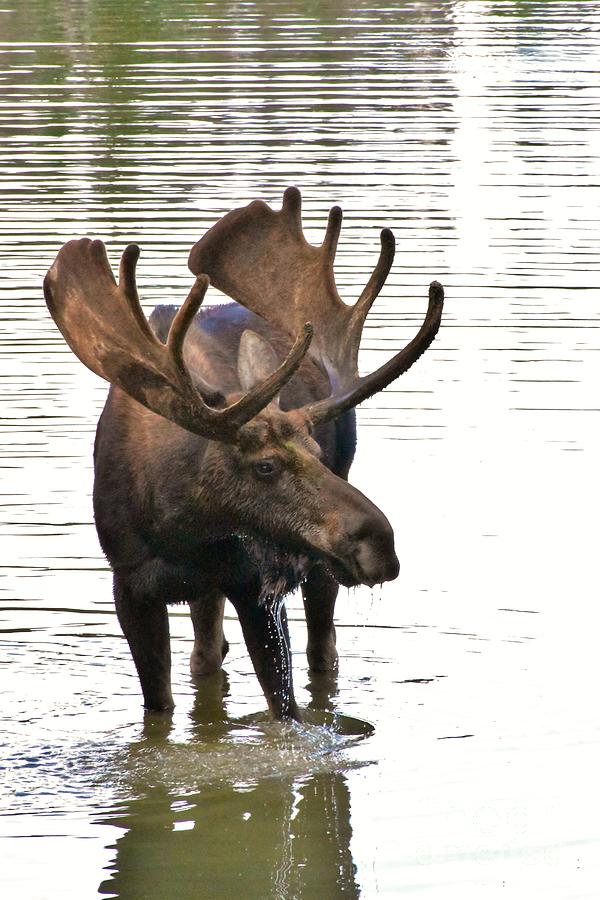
[
  {"xmin": 114, "ymin": 577, "xmax": 174, "ymax": 711},
  {"xmin": 188, "ymin": 590, "xmax": 229, "ymax": 676},
  {"xmin": 302, "ymin": 564, "xmax": 339, "ymax": 672},
  {"xmin": 229, "ymin": 592, "xmax": 301, "ymax": 721}
]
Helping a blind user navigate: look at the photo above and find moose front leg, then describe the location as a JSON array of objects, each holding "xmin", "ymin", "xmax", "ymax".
[
  {"xmin": 188, "ymin": 590, "xmax": 229, "ymax": 676},
  {"xmin": 229, "ymin": 592, "xmax": 301, "ymax": 721},
  {"xmin": 114, "ymin": 577, "xmax": 174, "ymax": 711},
  {"xmin": 302, "ymin": 563, "xmax": 339, "ymax": 672}
]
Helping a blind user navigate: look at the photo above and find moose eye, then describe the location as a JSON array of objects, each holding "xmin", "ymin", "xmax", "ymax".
[{"xmin": 254, "ymin": 459, "xmax": 277, "ymax": 478}]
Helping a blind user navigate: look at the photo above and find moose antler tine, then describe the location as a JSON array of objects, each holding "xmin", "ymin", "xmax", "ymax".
[
  {"xmin": 167, "ymin": 274, "xmax": 210, "ymax": 373},
  {"xmin": 225, "ymin": 322, "xmax": 314, "ymax": 428},
  {"xmin": 356, "ymin": 278, "xmax": 443, "ymax": 398},
  {"xmin": 428, "ymin": 278, "xmax": 444, "ymax": 309},
  {"xmin": 351, "ymin": 227, "xmax": 396, "ymax": 328},
  {"xmin": 308, "ymin": 281, "xmax": 444, "ymax": 427},
  {"xmin": 322, "ymin": 205, "xmax": 343, "ymax": 262},
  {"xmin": 117, "ymin": 243, "xmax": 157, "ymax": 343},
  {"xmin": 118, "ymin": 243, "xmax": 140, "ymax": 300},
  {"xmin": 89, "ymin": 237, "xmax": 110, "ymax": 265},
  {"xmin": 281, "ymin": 186, "xmax": 303, "ymax": 232},
  {"xmin": 86, "ymin": 238, "xmax": 119, "ymax": 286}
]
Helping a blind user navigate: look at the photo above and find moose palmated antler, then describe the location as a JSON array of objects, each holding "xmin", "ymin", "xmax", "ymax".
[
  {"xmin": 188, "ymin": 187, "xmax": 444, "ymax": 426},
  {"xmin": 44, "ymin": 238, "xmax": 313, "ymax": 442}
]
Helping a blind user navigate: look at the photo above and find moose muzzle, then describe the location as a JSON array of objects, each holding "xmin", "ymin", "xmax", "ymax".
[{"xmin": 324, "ymin": 480, "xmax": 400, "ymax": 589}]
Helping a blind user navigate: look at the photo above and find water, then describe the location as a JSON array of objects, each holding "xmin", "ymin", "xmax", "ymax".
[{"xmin": 1, "ymin": 0, "xmax": 600, "ymax": 896}]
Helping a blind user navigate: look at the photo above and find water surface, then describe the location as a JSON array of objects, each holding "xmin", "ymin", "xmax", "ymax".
[{"xmin": 1, "ymin": 1, "xmax": 600, "ymax": 897}]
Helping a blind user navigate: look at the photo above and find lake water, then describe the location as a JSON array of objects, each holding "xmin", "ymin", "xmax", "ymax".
[{"xmin": 1, "ymin": 1, "xmax": 600, "ymax": 897}]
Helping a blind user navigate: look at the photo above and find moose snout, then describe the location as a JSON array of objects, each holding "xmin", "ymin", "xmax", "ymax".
[
  {"xmin": 350, "ymin": 517, "xmax": 400, "ymax": 587},
  {"xmin": 326, "ymin": 484, "xmax": 400, "ymax": 589}
]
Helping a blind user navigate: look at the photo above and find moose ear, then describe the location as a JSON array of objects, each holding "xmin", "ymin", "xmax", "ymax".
[{"xmin": 237, "ymin": 330, "xmax": 281, "ymax": 403}]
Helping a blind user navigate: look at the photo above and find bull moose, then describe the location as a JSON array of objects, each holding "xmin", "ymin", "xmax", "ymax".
[{"xmin": 43, "ymin": 188, "xmax": 443, "ymax": 720}]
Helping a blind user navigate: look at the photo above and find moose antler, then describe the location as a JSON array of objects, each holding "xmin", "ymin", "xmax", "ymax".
[
  {"xmin": 44, "ymin": 238, "xmax": 313, "ymax": 442},
  {"xmin": 188, "ymin": 187, "xmax": 444, "ymax": 426}
]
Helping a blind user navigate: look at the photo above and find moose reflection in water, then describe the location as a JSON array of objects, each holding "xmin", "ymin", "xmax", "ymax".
[
  {"xmin": 43, "ymin": 188, "xmax": 443, "ymax": 720},
  {"xmin": 97, "ymin": 675, "xmax": 360, "ymax": 899},
  {"xmin": 99, "ymin": 763, "xmax": 358, "ymax": 899}
]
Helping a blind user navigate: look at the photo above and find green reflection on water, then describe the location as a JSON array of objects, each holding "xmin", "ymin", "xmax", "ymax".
[
  {"xmin": 99, "ymin": 771, "xmax": 357, "ymax": 899},
  {"xmin": 97, "ymin": 674, "xmax": 361, "ymax": 899}
]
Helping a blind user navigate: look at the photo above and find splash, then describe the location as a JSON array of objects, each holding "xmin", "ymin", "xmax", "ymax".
[{"xmin": 107, "ymin": 712, "xmax": 373, "ymax": 796}]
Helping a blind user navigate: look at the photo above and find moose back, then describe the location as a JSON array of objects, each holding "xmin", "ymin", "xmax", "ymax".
[{"xmin": 44, "ymin": 188, "xmax": 443, "ymax": 720}]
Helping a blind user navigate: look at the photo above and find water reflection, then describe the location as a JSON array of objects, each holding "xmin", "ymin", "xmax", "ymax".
[
  {"xmin": 98, "ymin": 675, "xmax": 360, "ymax": 899},
  {"xmin": 99, "ymin": 771, "xmax": 357, "ymax": 899}
]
